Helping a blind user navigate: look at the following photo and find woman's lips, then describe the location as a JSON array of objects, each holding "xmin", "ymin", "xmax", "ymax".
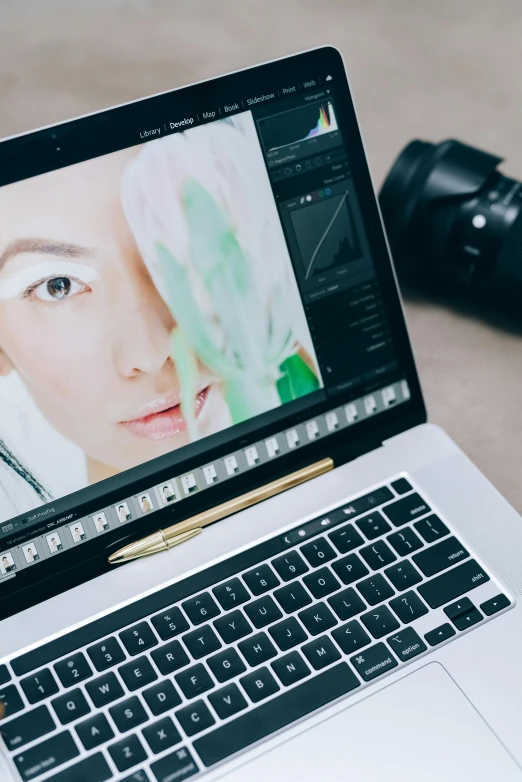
[{"xmin": 121, "ymin": 386, "xmax": 210, "ymax": 440}]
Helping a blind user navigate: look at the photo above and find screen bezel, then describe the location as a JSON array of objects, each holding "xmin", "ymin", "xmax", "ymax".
[{"xmin": 0, "ymin": 46, "xmax": 426, "ymax": 618}]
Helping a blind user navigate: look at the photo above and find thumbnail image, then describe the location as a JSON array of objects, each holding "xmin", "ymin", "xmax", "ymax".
[
  {"xmin": 22, "ymin": 542, "xmax": 39, "ymax": 564},
  {"xmin": 286, "ymin": 429, "xmax": 300, "ymax": 449},
  {"xmin": 115, "ymin": 502, "xmax": 132, "ymax": 523},
  {"xmin": 181, "ymin": 474, "xmax": 197, "ymax": 495},
  {"xmin": 202, "ymin": 466, "xmax": 218, "ymax": 486},
  {"xmin": 160, "ymin": 482, "xmax": 179, "ymax": 505},
  {"xmin": 0, "ymin": 552, "xmax": 16, "ymax": 574},
  {"xmin": 93, "ymin": 512, "xmax": 109, "ymax": 533},
  {"xmin": 69, "ymin": 521, "xmax": 86, "ymax": 543},
  {"xmin": 46, "ymin": 532, "xmax": 63, "ymax": 554},
  {"xmin": 224, "ymin": 456, "xmax": 239, "ymax": 476},
  {"xmin": 138, "ymin": 493, "xmax": 153, "ymax": 513},
  {"xmin": 364, "ymin": 395, "xmax": 377, "ymax": 415},
  {"xmin": 345, "ymin": 402, "xmax": 358, "ymax": 424},
  {"xmin": 265, "ymin": 437, "xmax": 280, "ymax": 458},
  {"xmin": 244, "ymin": 447, "xmax": 260, "ymax": 467},
  {"xmin": 306, "ymin": 420, "xmax": 319, "ymax": 441},
  {"xmin": 326, "ymin": 411, "xmax": 339, "ymax": 431},
  {"xmin": 382, "ymin": 386, "xmax": 397, "ymax": 407}
]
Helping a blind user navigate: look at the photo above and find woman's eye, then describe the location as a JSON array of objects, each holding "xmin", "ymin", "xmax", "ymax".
[{"xmin": 28, "ymin": 276, "xmax": 89, "ymax": 302}]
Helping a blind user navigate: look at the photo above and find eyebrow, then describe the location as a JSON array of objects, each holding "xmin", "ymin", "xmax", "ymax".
[{"xmin": 0, "ymin": 238, "xmax": 95, "ymax": 271}]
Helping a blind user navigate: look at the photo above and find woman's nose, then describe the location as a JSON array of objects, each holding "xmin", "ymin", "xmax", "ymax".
[{"xmin": 114, "ymin": 276, "xmax": 176, "ymax": 378}]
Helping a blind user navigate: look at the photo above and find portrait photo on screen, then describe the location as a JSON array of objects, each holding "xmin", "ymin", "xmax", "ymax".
[{"xmin": 0, "ymin": 112, "xmax": 322, "ymax": 523}]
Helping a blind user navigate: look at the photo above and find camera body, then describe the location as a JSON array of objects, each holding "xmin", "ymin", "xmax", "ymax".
[{"xmin": 379, "ymin": 139, "xmax": 522, "ymax": 310}]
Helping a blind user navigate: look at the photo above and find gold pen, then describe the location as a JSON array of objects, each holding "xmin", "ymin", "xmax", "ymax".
[{"xmin": 109, "ymin": 457, "xmax": 333, "ymax": 564}]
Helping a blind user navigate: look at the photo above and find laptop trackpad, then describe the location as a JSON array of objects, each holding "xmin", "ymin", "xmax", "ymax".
[{"xmin": 221, "ymin": 663, "xmax": 521, "ymax": 781}]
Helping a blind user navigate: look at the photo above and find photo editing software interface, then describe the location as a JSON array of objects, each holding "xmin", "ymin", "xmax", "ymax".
[{"xmin": 0, "ymin": 69, "xmax": 410, "ymax": 590}]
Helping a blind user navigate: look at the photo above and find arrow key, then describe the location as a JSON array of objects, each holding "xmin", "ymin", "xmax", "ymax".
[
  {"xmin": 451, "ymin": 606, "xmax": 483, "ymax": 631},
  {"xmin": 480, "ymin": 593, "xmax": 510, "ymax": 616},
  {"xmin": 424, "ymin": 623, "xmax": 456, "ymax": 646}
]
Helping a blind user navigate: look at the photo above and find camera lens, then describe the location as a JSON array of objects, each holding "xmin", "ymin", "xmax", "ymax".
[{"xmin": 379, "ymin": 139, "xmax": 522, "ymax": 310}]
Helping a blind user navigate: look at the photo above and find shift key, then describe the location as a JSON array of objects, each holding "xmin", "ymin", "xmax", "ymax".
[{"xmin": 418, "ymin": 560, "xmax": 489, "ymax": 609}]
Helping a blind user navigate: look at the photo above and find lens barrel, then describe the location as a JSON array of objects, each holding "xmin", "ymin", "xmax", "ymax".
[{"xmin": 379, "ymin": 139, "xmax": 522, "ymax": 310}]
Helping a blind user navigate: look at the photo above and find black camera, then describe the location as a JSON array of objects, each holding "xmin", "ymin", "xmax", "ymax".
[{"xmin": 379, "ymin": 139, "xmax": 522, "ymax": 313}]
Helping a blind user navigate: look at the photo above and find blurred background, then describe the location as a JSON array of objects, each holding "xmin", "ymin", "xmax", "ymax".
[{"xmin": 1, "ymin": 0, "xmax": 521, "ymax": 510}]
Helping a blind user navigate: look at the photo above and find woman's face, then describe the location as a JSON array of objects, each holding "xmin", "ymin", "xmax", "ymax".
[{"xmin": 0, "ymin": 147, "xmax": 226, "ymax": 473}]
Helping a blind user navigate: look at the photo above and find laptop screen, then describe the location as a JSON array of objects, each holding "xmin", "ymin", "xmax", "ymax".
[{"xmin": 0, "ymin": 47, "xmax": 423, "ymax": 616}]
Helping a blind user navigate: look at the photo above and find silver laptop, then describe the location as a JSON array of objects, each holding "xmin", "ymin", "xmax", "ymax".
[{"xmin": 0, "ymin": 47, "xmax": 521, "ymax": 782}]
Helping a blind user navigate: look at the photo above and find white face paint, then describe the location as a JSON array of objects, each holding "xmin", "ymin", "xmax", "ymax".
[{"xmin": 0, "ymin": 260, "xmax": 99, "ymax": 300}]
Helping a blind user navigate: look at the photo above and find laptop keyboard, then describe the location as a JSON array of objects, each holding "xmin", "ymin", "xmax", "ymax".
[{"xmin": 0, "ymin": 476, "xmax": 512, "ymax": 782}]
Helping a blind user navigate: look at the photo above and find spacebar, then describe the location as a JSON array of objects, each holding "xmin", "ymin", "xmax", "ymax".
[{"xmin": 193, "ymin": 662, "xmax": 360, "ymax": 767}]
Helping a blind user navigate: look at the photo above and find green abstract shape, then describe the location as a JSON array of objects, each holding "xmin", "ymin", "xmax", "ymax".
[{"xmin": 277, "ymin": 354, "xmax": 320, "ymax": 404}]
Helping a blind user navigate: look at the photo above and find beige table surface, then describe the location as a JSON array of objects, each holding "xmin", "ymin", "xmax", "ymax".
[{"xmin": 1, "ymin": 0, "xmax": 521, "ymax": 510}]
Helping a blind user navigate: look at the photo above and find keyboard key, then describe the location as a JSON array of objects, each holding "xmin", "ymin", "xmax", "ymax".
[
  {"xmin": 86, "ymin": 671, "xmax": 124, "ymax": 707},
  {"xmin": 150, "ymin": 747, "xmax": 199, "ymax": 782},
  {"xmin": 356, "ymin": 511, "xmax": 391, "ymax": 540},
  {"xmin": 273, "ymin": 581, "xmax": 312, "ymax": 613},
  {"xmin": 0, "ymin": 684, "xmax": 25, "ymax": 719},
  {"xmin": 55, "ymin": 653, "xmax": 92, "ymax": 689},
  {"xmin": 208, "ymin": 683, "xmax": 248, "ymax": 720},
  {"xmin": 424, "ymin": 623, "xmax": 456, "ymax": 647},
  {"xmin": 383, "ymin": 493, "xmax": 431, "ymax": 527},
  {"xmin": 120, "ymin": 772, "xmax": 150, "ymax": 782},
  {"xmin": 241, "ymin": 667, "xmax": 280, "ymax": 703},
  {"xmin": 143, "ymin": 680, "xmax": 182, "ymax": 715},
  {"xmin": 268, "ymin": 617, "xmax": 307, "ymax": 651},
  {"xmin": 75, "ymin": 713, "xmax": 114, "ymax": 750},
  {"xmin": 213, "ymin": 610, "xmax": 252, "ymax": 644},
  {"xmin": 0, "ymin": 664, "xmax": 11, "ymax": 685},
  {"xmin": 175, "ymin": 663, "xmax": 214, "ymax": 699},
  {"xmin": 418, "ymin": 559, "xmax": 490, "ymax": 609},
  {"xmin": 109, "ymin": 734, "xmax": 147, "ymax": 773},
  {"xmin": 182, "ymin": 593, "xmax": 220, "ymax": 625},
  {"xmin": 384, "ymin": 560, "xmax": 422, "ymax": 591},
  {"xmin": 361, "ymin": 605, "xmax": 400, "ymax": 639},
  {"xmin": 387, "ymin": 527, "xmax": 423, "ymax": 557},
  {"xmin": 350, "ymin": 642, "xmax": 398, "ymax": 682},
  {"xmin": 390, "ymin": 477, "xmax": 412, "ymax": 495},
  {"xmin": 303, "ymin": 567, "xmax": 340, "ymax": 599},
  {"xmin": 238, "ymin": 632, "xmax": 277, "ymax": 666},
  {"xmin": 110, "ymin": 696, "xmax": 148, "ymax": 732},
  {"xmin": 298, "ymin": 602, "xmax": 337, "ymax": 636},
  {"xmin": 387, "ymin": 627, "xmax": 427, "ymax": 662},
  {"xmin": 182, "ymin": 626, "xmax": 221, "ymax": 660},
  {"xmin": 207, "ymin": 648, "xmax": 246, "ymax": 683},
  {"xmin": 45, "ymin": 752, "xmax": 112, "ymax": 782},
  {"xmin": 332, "ymin": 620, "xmax": 372, "ymax": 654},
  {"xmin": 414, "ymin": 514, "xmax": 449, "ymax": 543},
  {"xmin": 412, "ymin": 536, "xmax": 469, "ymax": 578},
  {"xmin": 14, "ymin": 731, "xmax": 79, "ymax": 781},
  {"xmin": 87, "ymin": 637, "xmax": 125, "ymax": 672},
  {"xmin": 176, "ymin": 700, "xmax": 215, "ymax": 736},
  {"xmin": 359, "ymin": 540, "xmax": 397, "ymax": 570},
  {"xmin": 480, "ymin": 593, "xmax": 510, "ymax": 616},
  {"xmin": 242, "ymin": 564, "xmax": 279, "ymax": 595},
  {"xmin": 151, "ymin": 639, "xmax": 190, "ymax": 673},
  {"xmin": 151, "ymin": 607, "xmax": 190, "ymax": 641},
  {"xmin": 1, "ymin": 705, "xmax": 55, "ymax": 751},
  {"xmin": 20, "ymin": 668, "xmax": 59, "ymax": 703},
  {"xmin": 244, "ymin": 595, "xmax": 282, "ymax": 628},
  {"xmin": 444, "ymin": 601, "xmax": 483, "ymax": 631},
  {"xmin": 389, "ymin": 591, "xmax": 429, "ymax": 624},
  {"xmin": 272, "ymin": 651, "xmax": 310, "ymax": 687},
  {"xmin": 301, "ymin": 636, "xmax": 341, "ymax": 670},
  {"xmin": 119, "ymin": 656, "xmax": 158, "ymax": 692},
  {"xmin": 142, "ymin": 716, "xmax": 181, "ymax": 754},
  {"xmin": 193, "ymin": 662, "xmax": 359, "ymax": 767},
  {"xmin": 271, "ymin": 550, "xmax": 308, "ymax": 581},
  {"xmin": 52, "ymin": 689, "xmax": 90, "ymax": 725},
  {"xmin": 331, "ymin": 553, "xmax": 369, "ymax": 585},
  {"xmin": 328, "ymin": 587, "xmax": 366, "ymax": 620},
  {"xmin": 213, "ymin": 578, "xmax": 250, "ymax": 610},
  {"xmin": 120, "ymin": 622, "xmax": 158, "ymax": 656},
  {"xmin": 339, "ymin": 487, "xmax": 394, "ymax": 519},
  {"xmin": 300, "ymin": 538, "xmax": 336, "ymax": 567},
  {"xmin": 328, "ymin": 524, "xmax": 364, "ymax": 554},
  {"xmin": 357, "ymin": 574, "xmax": 395, "ymax": 605}
]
